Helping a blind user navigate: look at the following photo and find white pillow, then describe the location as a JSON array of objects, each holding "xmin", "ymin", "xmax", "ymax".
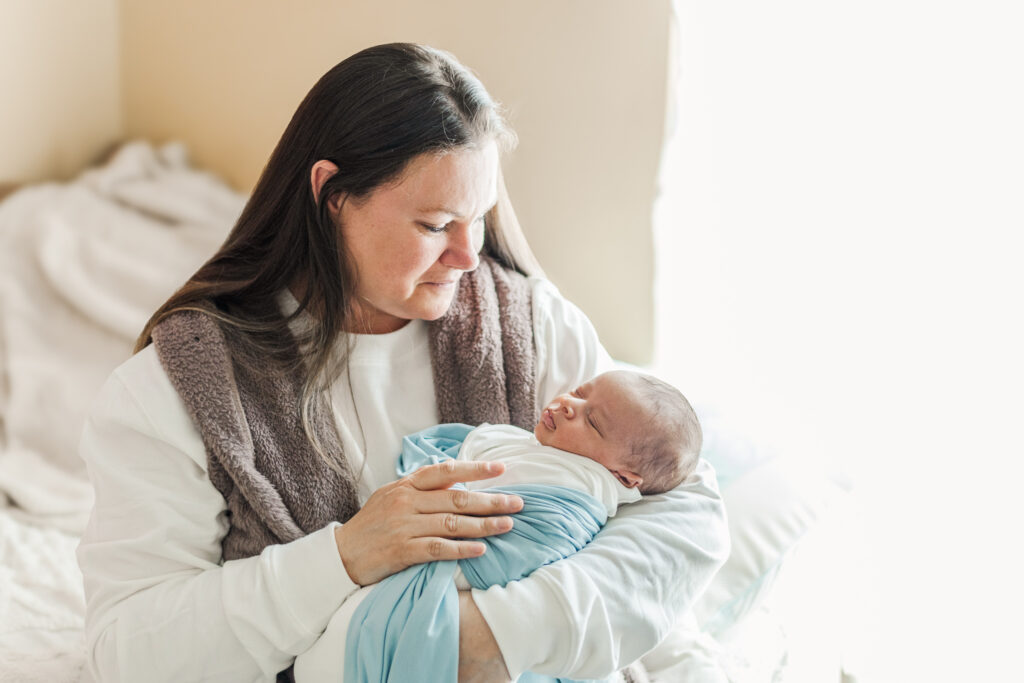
[{"xmin": 693, "ymin": 454, "xmax": 843, "ymax": 635}]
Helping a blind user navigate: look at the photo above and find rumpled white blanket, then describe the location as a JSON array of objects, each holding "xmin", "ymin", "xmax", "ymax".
[
  {"xmin": 0, "ymin": 141, "xmax": 243, "ymax": 682},
  {"xmin": 0, "ymin": 141, "xmax": 243, "ymax": 534},
  {"xmin": 0, "ymin": 141, "xmax": 242, "ymax": 682},
  {"xmin": 0, "ymin": 507, "xmax": 86, "ymax": 683}
]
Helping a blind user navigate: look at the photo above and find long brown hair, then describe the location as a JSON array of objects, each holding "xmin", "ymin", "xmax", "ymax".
[{"xmin": 136, "ymin": 43, "xmax": 541, "ymax": 468}]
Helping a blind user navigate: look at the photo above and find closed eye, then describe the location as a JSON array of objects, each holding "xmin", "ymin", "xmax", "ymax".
[{"xmin": 421, "ymin": 214, "xmax": 486, "ymax": 234}]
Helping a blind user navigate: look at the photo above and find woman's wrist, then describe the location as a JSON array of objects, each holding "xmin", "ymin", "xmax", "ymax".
[{"xmin": 333, "ymin": 524, "xmax": 364, "ymax": 586}]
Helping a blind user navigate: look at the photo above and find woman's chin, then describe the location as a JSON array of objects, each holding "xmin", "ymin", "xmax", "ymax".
[
  {"xmin": 418, "ymin": 305, "xmax": 453, "ymax": 321},
  {"xmin": 414, "ymin": 291, "xmax": 458, "ymax": 320}
]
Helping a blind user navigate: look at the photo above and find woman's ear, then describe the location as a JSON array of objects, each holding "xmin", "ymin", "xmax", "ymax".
[{"xmin": 310, "ymin": 160, "xmax": 342, "ymax": 212}]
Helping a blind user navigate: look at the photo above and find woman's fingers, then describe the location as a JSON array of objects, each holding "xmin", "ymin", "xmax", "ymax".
[
  {"xmin": 401, "ymin": 537, "xmax": 488, "ymax": 565},
  {"xmin": 334, "ymin": 460, "xmax": 523, "ymax": 585},
  {"xmin": 413, "ymin": 488, "xmax": 524, "ymax": 516},
  {"xmin": 414, "ymin": 512, "xmax": 514, "ymax": 539},
  {"xmin": 407, "ymin": 460, "xmax": 506, "ymax": 491}
]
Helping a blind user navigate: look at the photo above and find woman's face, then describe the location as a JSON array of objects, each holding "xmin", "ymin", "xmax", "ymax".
[{"xmin": 337, "ymin": 141, "xmax": 499, "ymax": 333}]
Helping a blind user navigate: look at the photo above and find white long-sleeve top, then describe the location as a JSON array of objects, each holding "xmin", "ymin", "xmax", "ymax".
[{"xmin": 76, "ymin": 278, "xmax": 729, "ymax": 682}]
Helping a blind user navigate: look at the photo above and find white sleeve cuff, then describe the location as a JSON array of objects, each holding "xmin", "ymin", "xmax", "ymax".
[{"xmin": 265, "ymin": 522, "xmax": 359, "ymax": 630}]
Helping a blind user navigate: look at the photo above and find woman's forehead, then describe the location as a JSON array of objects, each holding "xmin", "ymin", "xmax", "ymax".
[{"xmin": 389, "ymin": 143, "xmax": 499, "ymax": 214}]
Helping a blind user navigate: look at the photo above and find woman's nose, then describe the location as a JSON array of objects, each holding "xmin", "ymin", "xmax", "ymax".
[{"xmin": 441, "ymin": 223, "xmax": 481, "ymax": 271}]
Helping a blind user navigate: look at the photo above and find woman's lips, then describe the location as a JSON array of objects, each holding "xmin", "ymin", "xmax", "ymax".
[
  {"xmin": 542, "ymin": 408, "xmax": 556, "ymax": 431},
  {"xmin": 422, "ymin": 279, "xmax": 459, "ymax": 290}
]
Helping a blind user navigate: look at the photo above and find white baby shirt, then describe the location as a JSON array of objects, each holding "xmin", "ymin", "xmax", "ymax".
[{"xmin": 460, "ymin": 423, "xmax": 642, "ymax": 518}]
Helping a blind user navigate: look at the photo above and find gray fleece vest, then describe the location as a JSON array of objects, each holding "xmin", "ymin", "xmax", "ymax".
[{"xmin": 151, "ymin": 257, "xmax": 536, "ymax": 562}]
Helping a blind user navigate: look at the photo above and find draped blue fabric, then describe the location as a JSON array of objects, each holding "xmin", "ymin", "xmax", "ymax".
[{"xmin": 344, "ymin": 424, "xmax": 611, "ymax": 683}]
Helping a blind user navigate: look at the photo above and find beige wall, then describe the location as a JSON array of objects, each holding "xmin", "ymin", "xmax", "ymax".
[
  {"xmin": 0, "ymin": 0, "xmax": 122, "ymax": 184},
  {"xmin": 2, "ymin": 0, "xmax": 668, "ymax": 363},
  {"xmin": 121, "ymin": 0, "xmax": 670, "ymax": 363}
]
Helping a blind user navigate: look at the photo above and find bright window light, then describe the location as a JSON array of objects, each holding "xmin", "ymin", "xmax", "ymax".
[{"xmin": 655, "ymin": 2, "xmax": 1024, "ymax": 681}]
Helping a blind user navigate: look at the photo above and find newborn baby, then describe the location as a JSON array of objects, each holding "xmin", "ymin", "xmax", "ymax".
[
  {"xmin": 449, "ymin": 370, "xmax": 702, "ymax": 596},
  {"xmin": 461, "ymin": 369, "xmax": 702, "ymax": 504}
]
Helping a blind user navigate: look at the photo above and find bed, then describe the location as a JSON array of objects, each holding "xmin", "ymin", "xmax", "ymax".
[{"xmin": 0, "ymin": 142, "xmax": 854, "ymax": 682}]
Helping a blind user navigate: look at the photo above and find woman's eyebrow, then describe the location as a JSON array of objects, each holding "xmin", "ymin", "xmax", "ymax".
[
  {"xmin": 418, "ymin": 205, "xmax": 459, "ymax": 216},
  {"xmin": 418, "ymin": 198, "xmax": 498, "ymax": 219}
]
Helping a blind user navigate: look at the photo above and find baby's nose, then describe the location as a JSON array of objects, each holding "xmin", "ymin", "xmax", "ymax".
[{"xmin": 549, "ymin": 395, "xmax": 577, "ymax": 418}]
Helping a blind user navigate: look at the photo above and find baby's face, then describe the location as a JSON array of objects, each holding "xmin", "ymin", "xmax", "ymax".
[{"xmin": 534, "ymin": 371, "xmax": 648, "ymax": 488}]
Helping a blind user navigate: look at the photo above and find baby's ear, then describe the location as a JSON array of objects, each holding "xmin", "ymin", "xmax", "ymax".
[{"xmin": 614, "ymin": 470, "xmax": 643, "ymax": 489}]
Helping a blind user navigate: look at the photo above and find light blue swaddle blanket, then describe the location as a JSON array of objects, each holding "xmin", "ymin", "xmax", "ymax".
[{"xmin": 343, "ymin": 423, "xmax": 611, "ymax": 683}]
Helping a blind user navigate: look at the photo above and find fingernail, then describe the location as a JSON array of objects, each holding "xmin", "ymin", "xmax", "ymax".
[{"xmin": 497, "ymin": 517, "xmax": 513, "ymax": 531}]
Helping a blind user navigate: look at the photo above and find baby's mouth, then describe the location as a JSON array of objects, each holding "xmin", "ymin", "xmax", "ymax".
[{"xmin": 541, "ymin": 408, "xmax": 556, "ymax": 431}]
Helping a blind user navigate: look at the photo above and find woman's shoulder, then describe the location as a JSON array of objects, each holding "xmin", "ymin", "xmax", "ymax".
[
  {"xmin": 527, "ymin": 276, "xmax": 590, "ymax": 328},
  {"xmin": 90, "ymin": 345, "xmax": 207, "ymax": 469},
  {"xmin": 108, "ymin": 344, "xmax": 175, "ymax": 403},
  {"xmin": 526, "ymin": 275, "xmax": 561, "ymax": 303},
  {"xmin": 528, "ymin": 276, "xmax": 613, "ymax": 356}
]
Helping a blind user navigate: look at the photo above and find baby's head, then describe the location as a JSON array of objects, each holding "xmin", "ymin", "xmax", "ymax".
[{"xmin": 533, "ymin": 370, "xmax": 702, "ymax": 494}]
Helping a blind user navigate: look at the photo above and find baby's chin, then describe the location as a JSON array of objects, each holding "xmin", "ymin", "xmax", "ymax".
[{"xmin": 532, "ymin": 421, "xmax": 550, "ymax": 445}]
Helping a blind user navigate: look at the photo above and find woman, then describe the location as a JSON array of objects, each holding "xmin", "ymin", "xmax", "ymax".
[{"xmin": 76, "ymin": 43, "xmax": 728, "ymax": 682}]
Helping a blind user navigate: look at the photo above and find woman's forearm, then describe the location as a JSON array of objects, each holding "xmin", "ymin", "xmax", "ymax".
[
  {"xmin": 458, "ymin": 592, "xmax": 512, "ymax": 683},
  {"xmin": 472, "ymin": 459, "xmax": 729, "ymax": 679},
  {"xmin": 82, "ymin": 524, "xmax": 356, "ymax": 681}
]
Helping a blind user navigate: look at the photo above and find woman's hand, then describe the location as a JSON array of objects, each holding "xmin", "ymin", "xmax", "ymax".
[
  {"xmin": 333, "ymin": 460, "xmax": 523, "ymax": 585},
  {"xmin": 458, "ymin": 591, "xmax": 512, "ymax": 683}
]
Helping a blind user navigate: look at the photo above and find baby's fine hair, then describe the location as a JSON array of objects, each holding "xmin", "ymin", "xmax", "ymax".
[{"xmin": 626, "ymin": 374, "xmax": 702, "ymax": 495}]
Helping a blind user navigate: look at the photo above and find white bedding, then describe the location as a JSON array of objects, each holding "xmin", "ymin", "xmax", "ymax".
[
  {"xmin": 0, "ymin": 141, "xmax": 243, "ymax": 533},
  {"xmin": 0, "ymin": 142, "xmax": 244, "ymax": 681},
  {"xmin": 0, "ymin": 142, "xmax": 847, "ymax": 683},
  {"xmin": 0, "ymin": 507, "xmax": 85, "ymax": 683}
]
